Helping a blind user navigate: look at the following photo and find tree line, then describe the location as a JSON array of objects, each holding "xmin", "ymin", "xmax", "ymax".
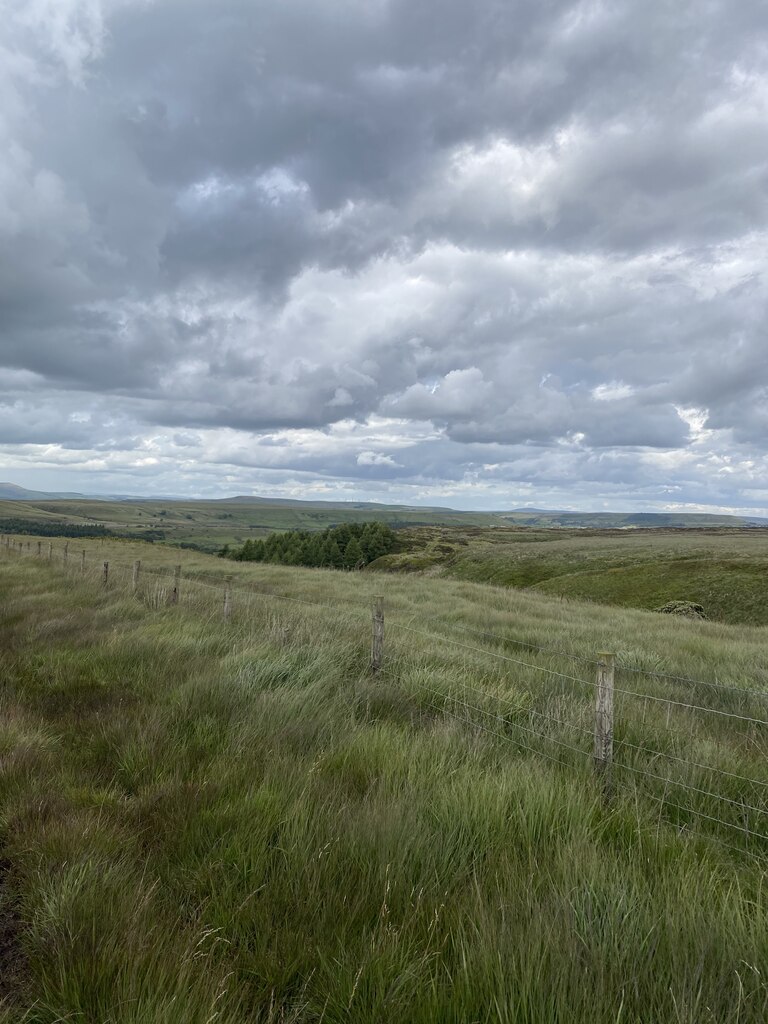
[
  {"xmin": 0, "ymin": 518, "xmax": 166, "ymax": 542},
  {"xmin": 221, "ymin": 521, "xmax": 397, "ymax": 569},
  {"xmin": 0, "ymin": 518, "xmax": 113, "ymax": 539}
]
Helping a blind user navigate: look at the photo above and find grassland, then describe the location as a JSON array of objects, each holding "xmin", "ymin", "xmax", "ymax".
[
  {"xmin": 0, "ymin": 498, "xmax": 502, "ymax": 553},
  {"xmin": 2, "ymin": 534, "xmax": 768, "ymax": 1021},
  {"xmin": 375, "ymin": 526, "xmax": 768, "ymax": 625},
  {"xmin": 1, "ymin": 494, "xmax": 764, "ymax": 556}
]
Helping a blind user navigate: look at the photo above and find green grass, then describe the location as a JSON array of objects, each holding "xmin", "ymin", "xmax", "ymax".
[
  {"xmin": 1, "ymin": 538, "xmax": 768, "ymax": 1020},
  {"xmin": 378, "ymin": 526, "xmax": 768, "ymax": 625}
]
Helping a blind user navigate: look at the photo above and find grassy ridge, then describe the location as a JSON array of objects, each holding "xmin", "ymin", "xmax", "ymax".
[{"xmin": 2, "ymin": 539, "xmax": 768, "ymax": 1021}]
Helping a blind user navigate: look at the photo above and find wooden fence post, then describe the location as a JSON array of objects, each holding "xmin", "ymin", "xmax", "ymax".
[
  {"xmin": 132, "ymin": 560, "xmax": 141, "ymax": 593},
  {"xmin": 371, "ymin": 596, "xmax": 384, "ymax": 673},
  {"xmin": 102, "ymin": 561, "xmax": 109, "ymax": 587},
  {"xmin": 81, "ymin": 550, "xmax": 86, "ymax": 574},
  {"xmin": 63, "ymin": 541, "xmax": 68, "ymax": 563},
  {"xmin": 37, "ymin": 541, "xmax": 42, "ymax": 557},
  {"xmin": 170, "ymin": 564, "xmax": 181, "ymax": 605},
  {"xmin": 594, "ymin": 651, "xmax": 615, "ymax": 800},
  {"xmin": 223, "ymin": 577, "xmax": 232, "ymax": 621},
  {"xmin": 47, "ymin": 542, "xmax": 52, "ymax": 561}
]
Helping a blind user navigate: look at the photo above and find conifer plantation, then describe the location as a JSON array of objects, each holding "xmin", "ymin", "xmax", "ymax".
[{"xmin": 224, "ymin": 522, "xmax": 397, "ymax": 570}]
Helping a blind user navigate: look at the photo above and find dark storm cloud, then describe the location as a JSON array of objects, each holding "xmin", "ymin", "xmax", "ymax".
[{"xmin": 1, "ymin": 0, "xmax": 768, "ymax": 508}]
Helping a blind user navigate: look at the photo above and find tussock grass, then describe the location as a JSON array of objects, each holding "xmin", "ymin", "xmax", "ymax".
[{"xmin": 1, "ymin": 543, "xmax": 768, "ymax": 1021}]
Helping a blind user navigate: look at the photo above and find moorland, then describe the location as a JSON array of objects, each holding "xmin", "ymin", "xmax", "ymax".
[{"xmin": 1, "ymin": 509, "xmax": 768, "ymax": 1021}]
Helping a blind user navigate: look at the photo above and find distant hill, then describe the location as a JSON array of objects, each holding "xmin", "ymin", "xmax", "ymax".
[
  {"xmin": 0, "ymin": 482, "xmax": 764, "ymax": 530},
  {"xmin": 220, "ymin": 495, "xmax": 458, "ymax": 512},
  {"xmin": 501, "ymin": 509, "xmax": 768, "ymax": 528},
  {"xmin": 0, "ymin": 482, "xmax": 89, "ymax": 500}
]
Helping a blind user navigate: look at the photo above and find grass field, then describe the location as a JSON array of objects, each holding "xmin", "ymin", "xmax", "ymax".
[
  {"xmin": 0, "ymin": 498, "xmax": 502, "ymax": 552},
  {"xmin": 2, "ymin": 535, "xmax": 768, "ymax": 1021},
  {"xmin": 377, "ymin": 526, "xmax": 768, "ymax": 625}
]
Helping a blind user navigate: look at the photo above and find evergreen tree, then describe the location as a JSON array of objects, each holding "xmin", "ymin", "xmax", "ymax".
[
  {"xmin": 343, "ymin": 537, "xmax": 364, "ymax": 569},
  {"xmin": 323, "ymin": 537, "xmax": 343, "ymax": 568}
]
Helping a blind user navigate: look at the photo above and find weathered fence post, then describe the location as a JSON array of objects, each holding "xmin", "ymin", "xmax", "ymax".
[
  {"xmin": 47, "ymin": 542, "xmax": 52, "ymax": 561},
  {"xmin": 63, "ymin": 541, "xmax": 68, "ymax": 564},
  {"xmin": 132, "ymin": 560, "xmax": 141, "ymax": 593},
  {"xmin": 371, "ymin": 596, "xmax": 384, "ymax": 673},
  {"xmin": 223, "ymin": 577, "xmax": 232, "ymax": 621},
  {"xmin": 37, "ymin": 541, "xmax": 41, "ymax": 557},
  {"xmin": 170, "ymin": 564, "xmax": 181, "ymax": 605},
  {"xmin": 81, "ymin": 550, "xmax": 86, "ymax": 574},
  {"xmin": 594, "ymin": 651, "xmax": 615, "ymax": 800},
  {"xmin": 102, "ymin": 561, "xmax": 109, "ymax": 587}
]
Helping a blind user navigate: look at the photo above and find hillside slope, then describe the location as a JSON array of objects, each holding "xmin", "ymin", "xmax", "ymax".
[
  {"xmin": 1, "ymin": 539, "xmax": 768, "ymax": 1021},
  {"xmin": 372, "ymin": 525, "xmax": 768, "ymax": 625}
]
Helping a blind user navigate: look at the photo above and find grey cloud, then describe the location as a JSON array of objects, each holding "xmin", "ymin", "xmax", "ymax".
[{"xmin": 1, "ymin": 0, "xmax": 768, "ymax": 510}]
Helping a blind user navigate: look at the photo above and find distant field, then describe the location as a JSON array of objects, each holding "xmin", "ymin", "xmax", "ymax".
[
  {"xmin": 374, "ymin": 525, "xmax": 768, "ymax": 625},
  {"xmin": 0, "ymin": 498, "xmax": 501, "ymax": 552}
]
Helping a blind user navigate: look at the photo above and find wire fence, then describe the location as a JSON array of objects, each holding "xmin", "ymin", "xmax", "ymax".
[{"xmin": 3, "ymin": 532, "xmax": 768, "ymax": 861}]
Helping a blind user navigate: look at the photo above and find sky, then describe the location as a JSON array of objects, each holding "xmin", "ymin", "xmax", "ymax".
[{"xmin": 1, "ymin": 0, "xmax": 768, "ymax": 512}]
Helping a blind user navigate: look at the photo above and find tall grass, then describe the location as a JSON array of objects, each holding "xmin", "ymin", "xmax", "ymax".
[{"xmin": 1, "ymin": 541, "xmax": 768, "ymax": 1021}]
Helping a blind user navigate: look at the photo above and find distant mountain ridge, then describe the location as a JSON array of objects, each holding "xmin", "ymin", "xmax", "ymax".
[
  {"xmin": 0, "ymin": 482, "xmax": 89, "ymax": 500},
  {"xmin": 220, "ymin": 495, "xmax": 458, "ymax": 512},
  {"xmin": 500, "ymin": 509, "xmax": 768, "ymax": 528},
  {"xmin": 0, "ymin": 483, "xmax": 764, "ymax": 527}
]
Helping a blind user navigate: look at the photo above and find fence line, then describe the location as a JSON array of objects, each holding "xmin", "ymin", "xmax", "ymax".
[
  {"xmin": 613, "ymin": 738, "xmax": 768, "ymax": 789},
  {"xmin": 409, "ymin": 615, "xmax": 768, "ymax": 702},
  {"xmin": 418, "ymin": 696, "xmax": 580, "ymax": 771},
  {"xmin": 638, "ymin": 790, "xmax": 768, "ymax": 862},
  {"xmin": 610, "ymin": 760, "xmax": 768, "ymax": 821},
  {"xmin": 3, "ymin": 532, "xmax": 768, "ymax": 860},
  {"xmin": 620, "ymin": 662, "xmax": 768, "ymax": 700},
  {"xmin": 441, "ymin": 678, "xmax": 595, "ymax": 736},
  {"xmin": 423, "ymin": 687, "xmax": 593, "ymax": 758},
  {"xmin": 608, "ymin": 685, "xmax": 768, "ymax": 727},
  {"xmin": 410, "ymin": 616, "xmax": 601, "ymax": 666},
  {"xmin": 393, "ymin": 623, "xmax": 594, "ymax": 687}
]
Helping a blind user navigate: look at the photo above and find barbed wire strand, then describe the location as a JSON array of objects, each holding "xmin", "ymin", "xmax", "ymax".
[
  {"xmin": 407, "ymin": 614, "xmax": 768, "ymax": 701},
  {"xmin": 420, "ymin": 698, "xmax": 577, "ymax": 771},
  {"xmin": 631, "ymin": 791, "xmax": 766, "ymax": 862},
  {"xmin": 423, "ymin": 687, "xmax": 592, "ymax": 759},
  {"xmin": 619, "ymin": 662, "xmax": 768, "ymax": 700},
  {"xmin": 611, "ymin": 684, "xmax": 768, "ymax": 727},
  {"xmin": 393, "ymin": 623, "xmax": 593, "ymax": 687},
  {"xmin": 634, "ymin": 789, "xmax": 768, "ymax": 844},
  {"xmin": 407, "ymin": 615, "xmax": 599, "ymax": 666},
  {"xmin": 442, "ymin": 677, "xmax": 595, "ymax": 737},
  {"xmin": 612, "ymin": 759, "xmax": 768, "ymax": 820},
  {"xmin": 614, "ymin": 738, "xmax": 768, "ymax": 791}
]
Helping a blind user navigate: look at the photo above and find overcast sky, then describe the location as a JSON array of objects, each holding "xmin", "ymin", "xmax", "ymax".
[{"xmin": 1, "ymin": 0, "xmax": 767, "ymax": 510}]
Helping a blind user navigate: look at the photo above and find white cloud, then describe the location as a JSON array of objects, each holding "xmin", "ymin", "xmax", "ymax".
[{"xmin": 356, "ymin": 450, "xmax": 399, "ymax": 467}]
